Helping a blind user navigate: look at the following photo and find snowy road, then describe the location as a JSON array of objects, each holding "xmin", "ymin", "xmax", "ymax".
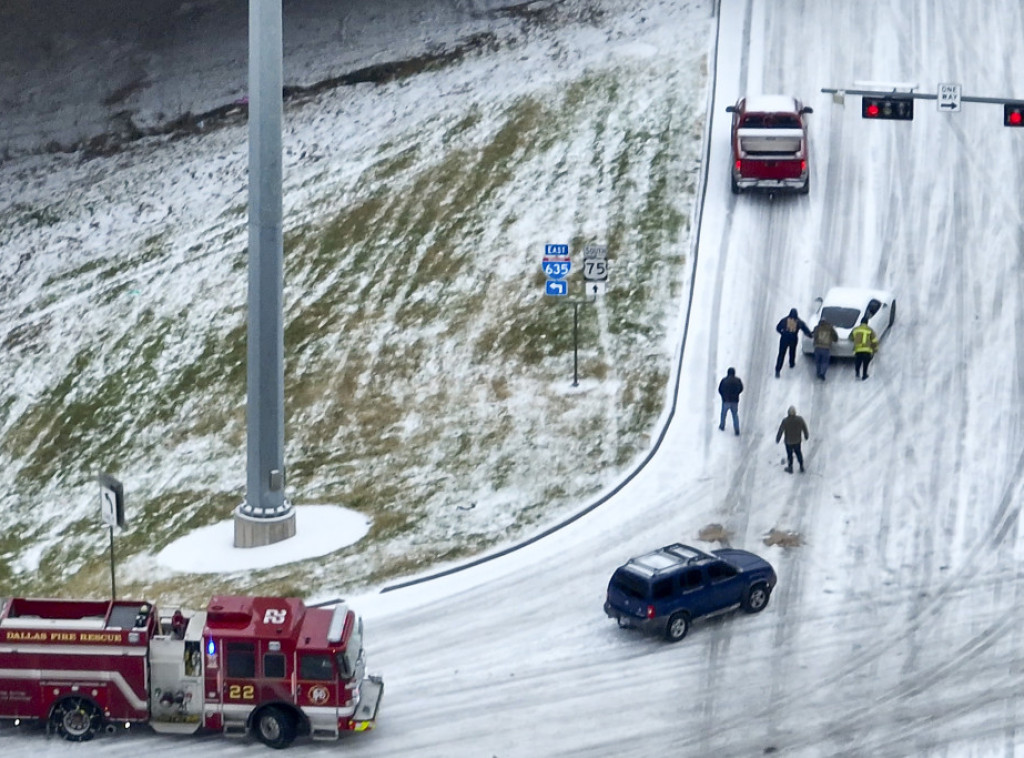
[{"xmin": 4, "ymin": 0, "xmax": 1024, "ymax": 756}]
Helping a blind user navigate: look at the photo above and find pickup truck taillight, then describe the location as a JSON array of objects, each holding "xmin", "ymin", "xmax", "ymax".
[{"xmin": 646, "ymin": 605, "xmax": 656, "ymax": 620}]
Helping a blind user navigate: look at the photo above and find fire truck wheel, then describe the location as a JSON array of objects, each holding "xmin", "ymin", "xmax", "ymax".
[
  {"xmin": 254, "ymin": 706, "xmax": 297, "ymax": 749},
  {"xmin": 51, "ymin": 697, "xmax": 103, "ymax": 742}
]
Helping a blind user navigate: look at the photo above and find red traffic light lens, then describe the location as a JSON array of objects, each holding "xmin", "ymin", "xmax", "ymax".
[
  {"xmin": 866, "ymin": 103, "xmax": 880, "ymax": 117},
  {"xmin": 1005, "ymin": 103, "xmax": 1024, "ymax": 127}
]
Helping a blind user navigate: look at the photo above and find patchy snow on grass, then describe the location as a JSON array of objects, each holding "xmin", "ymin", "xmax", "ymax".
[{"xmin": 0, "ymin": 0, "xmax": 711, "ymax": 604}]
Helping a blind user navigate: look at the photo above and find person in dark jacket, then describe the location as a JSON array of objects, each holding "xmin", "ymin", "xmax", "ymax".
[
  {"xmin": 717, "ymin": 367, "xmax": 743, "ymax": 435},
  {"xmin": 775, "ymin": 405, "xmax": 809, "ymax": 473},
  {"xmin": 775, "ymin": 308, "xmax": 812, "ymax": 378}
]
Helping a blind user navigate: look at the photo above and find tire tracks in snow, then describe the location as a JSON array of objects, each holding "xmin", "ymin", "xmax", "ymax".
[{"xmin": 688, "ymin": 1, "xmax": 1024, "ymax": 753}]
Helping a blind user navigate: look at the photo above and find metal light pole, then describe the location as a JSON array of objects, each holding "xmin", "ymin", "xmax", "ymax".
[{"xmin": 234, "ymin": 0, "xmax": 296, "ymax": 547}]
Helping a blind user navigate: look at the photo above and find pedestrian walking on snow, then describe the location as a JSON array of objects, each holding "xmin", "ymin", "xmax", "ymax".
[
  {"xmin": 810, "ymin": 318, "xmax": 839, "ymax": 380},
  {"xmin": 775, "ymin": 308, "xmax": 812, "ymax": 377},
  {"xmin": 851, "ymin": 316, "xmax": 879, "ymax": 380},
  {"xmin": 776, "ymin": 406, "xmax": 809, "ymax": 473},
  {"xmin": 717, "ymin": 367, "xmax": 743, "ymax": 436}
]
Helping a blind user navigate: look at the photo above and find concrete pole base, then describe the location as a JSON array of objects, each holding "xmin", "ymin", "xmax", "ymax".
[{"xmin": 233, "ymin": 502, "xmax": 296, "ymax": 548}]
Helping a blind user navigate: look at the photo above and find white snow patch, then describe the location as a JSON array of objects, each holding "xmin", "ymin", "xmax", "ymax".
[{"xmin": 155, "ymin": 505, "xmax": 370, "ymax": 573}]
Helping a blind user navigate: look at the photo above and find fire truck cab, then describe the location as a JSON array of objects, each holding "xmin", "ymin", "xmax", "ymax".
[{"xmin": 0, "ymin": 594, "xmax": 382, "ymax": 749}]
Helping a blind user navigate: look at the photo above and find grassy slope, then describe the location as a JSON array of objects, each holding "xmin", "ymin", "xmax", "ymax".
[{"xmin": 0, "ymin": 15, "xmax": 707, "ymax": 606}]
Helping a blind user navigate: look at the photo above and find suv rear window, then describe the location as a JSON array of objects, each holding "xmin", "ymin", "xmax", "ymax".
[{"xmin": 611, "ymin": 568, "xmax": 650, "ymax": 600}]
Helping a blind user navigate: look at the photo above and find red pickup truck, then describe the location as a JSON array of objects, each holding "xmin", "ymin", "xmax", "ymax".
[{"xmin": 726, "ymin": 95, "xmax": 812, "ymax": 194}]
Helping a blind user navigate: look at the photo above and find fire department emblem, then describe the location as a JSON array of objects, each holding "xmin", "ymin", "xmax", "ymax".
[{"xmin": 309, "ymin": 685, "xmax": 330, "ymax": 705}]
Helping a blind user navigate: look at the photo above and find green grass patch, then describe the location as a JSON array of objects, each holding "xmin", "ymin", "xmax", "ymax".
[{"xmin": 0, "ymin": 53, "xmax": 704, "ymax": 599}]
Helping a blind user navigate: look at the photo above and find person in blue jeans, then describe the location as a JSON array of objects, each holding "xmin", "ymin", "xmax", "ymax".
[
  {"xmin": 717, "ymin": 367, "xmax": 743, "ymax": 435},
  {"xmin": 810, "ymin": 319, "xmax": 839, "ymax": 380}
]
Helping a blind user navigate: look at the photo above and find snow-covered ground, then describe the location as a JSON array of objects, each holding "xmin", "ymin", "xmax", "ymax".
[
  {"xmin": 0, "ymin": 0, "xmax": 707, "ymax": 601},
  {"xmin": 155, "ymin": 504, "xmax": 369, "ymax": 572},
  {"xmin": 4, "ymin": 0, "xmax": 1024, "ymax": 755}
]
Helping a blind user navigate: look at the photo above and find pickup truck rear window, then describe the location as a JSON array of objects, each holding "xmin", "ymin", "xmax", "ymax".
[{"xmin": 741, "ymin": 114, "xmax": 801, "ymax": 128}]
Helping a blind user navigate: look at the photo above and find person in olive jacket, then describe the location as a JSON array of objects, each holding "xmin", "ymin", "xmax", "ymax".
[
  {"xmin": 776, "ymin": 405, "xmax": 809, "ymax": 473},
  {"xmin": 775, "ymin": 308, "xmax": 812, "ymax": 378},
  {"xmin": 810, "ymin": 318, "xmax": 839, "ymax": 381},
  {"xmin": 717, "ymin": 367, "xmax": 743, "ymax": 435}
]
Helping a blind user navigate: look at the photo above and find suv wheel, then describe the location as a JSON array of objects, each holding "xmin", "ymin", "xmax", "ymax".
[
  {"xmin": 742, "ymin": 582, "xmax": 771, "ymax": 613},
  {"xmin": 664, "ymin": 612, "xmax": 690, "ymax": 642}
]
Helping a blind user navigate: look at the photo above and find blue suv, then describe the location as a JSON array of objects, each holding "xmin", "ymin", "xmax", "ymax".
[{"xmin": 604, "ymin": 543, "xmax": 777, "ymax": 642}]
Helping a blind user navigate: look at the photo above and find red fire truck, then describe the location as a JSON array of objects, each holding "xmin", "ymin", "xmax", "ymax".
[{"xmin": 0, "ymin": 594, "xmax": 383, "ymax": 749}]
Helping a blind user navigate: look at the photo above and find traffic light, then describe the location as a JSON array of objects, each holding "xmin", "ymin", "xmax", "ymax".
[
  {"xmin": 1004, "ymin": 103, "xmax": 1024, "ymax": 127},
  {"xmin": 861, "ymin": 96, "xmax": 914, "ymax": 121}
]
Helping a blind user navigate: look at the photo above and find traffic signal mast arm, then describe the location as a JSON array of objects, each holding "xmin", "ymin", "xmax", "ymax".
[
  {"xmin": 822, "ymin": 86, "xmax": 1024, "ymax": 125},
  {"xmin": 822, "ymin": 85, "xmax": 1024, "ymax": 107}
]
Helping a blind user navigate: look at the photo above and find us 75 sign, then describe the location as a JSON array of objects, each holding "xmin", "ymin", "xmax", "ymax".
[{"xmin": 583, "ymin": 258, "xmax": 608, "ymax": 281}]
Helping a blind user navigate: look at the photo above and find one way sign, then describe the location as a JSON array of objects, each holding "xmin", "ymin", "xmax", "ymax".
[{"xmin": 937, "ymin": 83, "xmax": 961, "ymax": 112}]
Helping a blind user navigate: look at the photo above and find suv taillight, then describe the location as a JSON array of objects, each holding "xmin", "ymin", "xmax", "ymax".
[{"xmin": 646, "ymin": 605, "xmax": 656, "ymax": 620}]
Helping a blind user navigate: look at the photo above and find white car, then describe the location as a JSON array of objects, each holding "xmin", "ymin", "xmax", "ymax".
[{"xmin": 801, "ymin": 286, "xmax": 896, "ymax": 358}]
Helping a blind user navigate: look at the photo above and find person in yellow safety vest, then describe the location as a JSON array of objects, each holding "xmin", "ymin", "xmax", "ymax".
[{"xmin": 851, "ymin": 316, "xmax": 879, "ymax": 381}]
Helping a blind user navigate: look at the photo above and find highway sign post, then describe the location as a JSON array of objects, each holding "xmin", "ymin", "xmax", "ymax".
[
  {"xmin": 569, "ymin": 298, "xmax": 587, "ymax": 387},
  {"xmin": 98, "ymin": 473, "xmax": 125, "ymax": 598},
  {"xmin": 541, "ymin": 242, "xmax": 609, "ymax": 383}
]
